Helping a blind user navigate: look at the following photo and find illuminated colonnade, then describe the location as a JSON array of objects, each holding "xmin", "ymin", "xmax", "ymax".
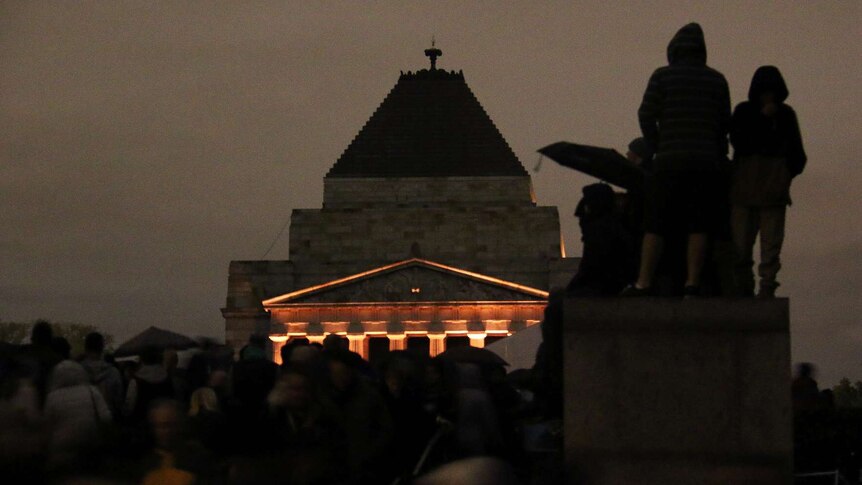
[{"xmin": 266, "ymin": 301, "xmax": 545, "ymax": 362}]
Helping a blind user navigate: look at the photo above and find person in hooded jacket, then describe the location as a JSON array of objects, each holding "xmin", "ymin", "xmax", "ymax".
[
  {"xmin": 730, "ymin": 66, "xmax": 806, "ymax": 298},
  {"xmin": 624, "ymin": 23, "xmax": 731, "ymax": 297},
  {"xmin": 80, "ymin": 331, "xmax": 124, "ymax": 417},
  {"xmin": 44, "ymin": 360, "xmax": 112, "ymax": 473}
]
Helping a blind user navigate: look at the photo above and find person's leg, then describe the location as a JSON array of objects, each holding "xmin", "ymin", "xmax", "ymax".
[
  {"xmin": 758, "ymin": 205, "xmax": 787, "ymax": 297},
  {"xmin": 630, "ymin": 171, "xmax": 669, "ymax": 292},
  {"xmin": 681, "ymin": 171, "xmax": 714, "ymax": 292},
  {"xmin": 730, "ymin": 205, "xmax": 759, "ymax": 297},
  {"xmin": 636, "ymin": 232, "xmax": 664, "ymax": 289},
  {"xmin": 685, "ymin": 233, "xmax": 708, "ymax": 288}
]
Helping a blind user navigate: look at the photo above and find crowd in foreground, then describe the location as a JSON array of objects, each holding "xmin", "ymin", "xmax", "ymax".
[
  {"xmin": 0, "ymin": 321, "xmax": 557, "ymax": 485},
  {"xmin": 4, "ymin": 321, "xmax": 862, "ymax": 484},
  {"xmin": 0, "ymin": 19, "xmax": 826, "ymax": 485}
]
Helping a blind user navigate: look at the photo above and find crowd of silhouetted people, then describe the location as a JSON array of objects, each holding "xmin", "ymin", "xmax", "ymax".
[
  {"xmin": 6, "ymin": 319, "xmax": 860, "ymax": 484},
  {"xmin": 0, "ymin": 321, "xmax": 558, "ymax": 484},
  {"xmin": 791, "ymin": 363, "xmax": 862, "ymax": 481}
]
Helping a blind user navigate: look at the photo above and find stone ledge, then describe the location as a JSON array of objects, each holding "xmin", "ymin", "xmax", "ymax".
[{"xmin": 564, "ymin": 298, "xmax": 789, "ymax": 332}]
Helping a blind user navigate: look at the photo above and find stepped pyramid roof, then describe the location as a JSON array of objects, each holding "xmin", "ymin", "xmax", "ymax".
[{"xmin": 326, "ymin": 51, "xmax": 527, "ymax": 178}]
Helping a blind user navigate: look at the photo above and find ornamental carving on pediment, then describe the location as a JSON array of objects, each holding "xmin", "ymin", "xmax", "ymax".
[{"xmin": 292, "ymin": 266, "xmax": 537, "ymax": 303}]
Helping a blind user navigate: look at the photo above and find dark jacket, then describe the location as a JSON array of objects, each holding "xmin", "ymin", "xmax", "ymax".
[
  {"xmin": 80, "ymin": 357, "xmax": 124, "ymax": 417},
  {"xmin": 638, "ymin": 23, "xmax": 731, "ymax": 172},
  {"xmin": 730, "ymin": 66, "xmax": 807, "ymax": 177},
  {"xmin": 568, "ymin": 184, "xmax": 634, "ymax": 296},
  {"xmin": 730, "ymin": 66, "xmax": 806, "ymax": 207}
]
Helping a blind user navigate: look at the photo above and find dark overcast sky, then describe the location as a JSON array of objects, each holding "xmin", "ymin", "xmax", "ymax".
[{"xmin": 1, "ymin": 1, "xmax": 859, "ymax": 384}]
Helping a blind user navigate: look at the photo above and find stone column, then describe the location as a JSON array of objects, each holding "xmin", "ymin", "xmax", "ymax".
[
  {"xmin": 388, "ymin": 334, "xmax": 407, "ymax": 351},
  {"xmin": 468, "ymin": 333, "xmax": 486, "ymax": 348},
  {"xmin": 347, "ymin": 334, "xmax": 366, "ymax": 360},
  {"xmin": 428, "ymin": 334, "xmax": 446, "ymax": 357},
  {"xmin": 269, "ymin": 336, "xmax": 288, "ymax": 365}
]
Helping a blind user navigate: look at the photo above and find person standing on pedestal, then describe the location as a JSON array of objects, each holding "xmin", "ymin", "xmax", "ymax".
[
  {"xmin": 729, "ymin": 66, "xmax": 807, "ymax": 298},
  {"xmin": 567, "ymin": 183, "xmax": 635, "ymax": 296},
  {"xmin": 623, "ymin": 22, "xmax": 731, "ymax": 297}
]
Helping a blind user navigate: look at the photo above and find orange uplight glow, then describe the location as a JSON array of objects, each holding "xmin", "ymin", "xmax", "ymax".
[{"xmin": 263, "ymin": 258, "xmax": 549, "ymax": 305}]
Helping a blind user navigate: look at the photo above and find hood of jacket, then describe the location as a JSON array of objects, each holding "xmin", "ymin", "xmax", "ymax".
[
  {"xmin": 667, "ymin": 23, "xmax": 707, "ymax": 65},
  {"xmin": 48, "ymin": 360, "xmax": 90, "ymax": 391},
  {"xmin": 748, "ymin": 65, "xmax": 789, "ymax": 103}
]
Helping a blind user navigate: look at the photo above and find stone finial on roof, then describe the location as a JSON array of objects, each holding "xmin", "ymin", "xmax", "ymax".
[{"xmin": 424, "ymin": 37, "xmax": 442, "ymax": 70}]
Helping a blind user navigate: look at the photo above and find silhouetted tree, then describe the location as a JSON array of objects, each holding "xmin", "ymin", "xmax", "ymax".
[
  {"xmin": 0, "ymin": 321, "xmax": 29, "ymax": 344},
  {"xmin": 0, "ymin": 320, "xmax": 114, "ymax": 357},
  {"xmin": 832, "ymin": 378, "xmax": 862, "ymax": 408}
]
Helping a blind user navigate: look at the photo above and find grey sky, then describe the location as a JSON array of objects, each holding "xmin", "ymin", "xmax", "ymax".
[{"xmin": 1, "ymin": 1, "xmax": 859, "ymax": 384}]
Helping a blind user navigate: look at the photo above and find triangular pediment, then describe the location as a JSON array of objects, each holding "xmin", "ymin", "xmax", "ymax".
[{"xmin": 262, "ymin": 259, "xmax": 547, "ymax": 305}]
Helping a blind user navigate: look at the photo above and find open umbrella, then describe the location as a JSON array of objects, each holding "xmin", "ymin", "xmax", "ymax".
[
  {"xmin": 114, "ymin": 326, "xmax": 198, "ymax": 358},
  {"xmin": 538, "ymin": 141, "xmax": 645, "ymax": 191},
  {"xmin": 437, "ymin": 346, "xmax": 508, "ymax": 367}
]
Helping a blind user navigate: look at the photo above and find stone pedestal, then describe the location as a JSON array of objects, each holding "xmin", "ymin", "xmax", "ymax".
[{"xmin": 563, "ymin": 298, "xmax": 792, "ymax": 485}]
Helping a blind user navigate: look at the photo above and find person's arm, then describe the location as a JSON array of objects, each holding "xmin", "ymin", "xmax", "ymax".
[
  {"xmin": 785, "ymin": 107, "xmax": 807, "ymax": 177},
  {"xmin": 718, "ymin": 78, "xmax": 732, "ymax": 159},
  {"xmin": 638, "ymin": 70, "xmax": 663, "ymax": 155}
]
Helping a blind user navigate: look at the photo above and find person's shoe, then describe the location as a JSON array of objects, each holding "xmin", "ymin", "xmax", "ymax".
[
  {"xmin": 683, "ymin": 285, "xmax": 702, "ymax": 299},
  {"xmin": 620, "ymin": 285, "xmax": 653, "ymax": 297}
]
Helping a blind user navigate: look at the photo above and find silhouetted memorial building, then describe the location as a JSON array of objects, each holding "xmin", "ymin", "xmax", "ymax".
[{"xmin": 222, "ymin": 47, "xmax": 578, "ymax": 362}]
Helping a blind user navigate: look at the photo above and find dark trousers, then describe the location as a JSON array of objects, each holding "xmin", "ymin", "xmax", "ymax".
[{"xmin": 731, "ymin": 205, "xmax": 786, "ymax": 295}]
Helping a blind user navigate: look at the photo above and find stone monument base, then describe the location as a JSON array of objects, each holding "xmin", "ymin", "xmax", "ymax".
[{"xmin": 563, "ymin": 298, "xmax": 791, "ymax": 484}]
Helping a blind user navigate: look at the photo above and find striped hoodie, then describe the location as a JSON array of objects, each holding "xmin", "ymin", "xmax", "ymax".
[{"xmin": 638, "ymin": 23, "xmax": 731, "ymax": 171}]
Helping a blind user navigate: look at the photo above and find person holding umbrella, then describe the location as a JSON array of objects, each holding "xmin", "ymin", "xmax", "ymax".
[
  {"xmin": 623, "ymin": 23, "xmax": 731, "ymax": 297},
  {"xmin": 567, "ymin": 183, "xmax": 635, "ymax": 296},
  {"xmin": 626, "ymin": 137, "xmax": 652, "ymax": 169},
  {"xmin": 124, "ymin": 346, "xmax": 175, "ymax": 423}
]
